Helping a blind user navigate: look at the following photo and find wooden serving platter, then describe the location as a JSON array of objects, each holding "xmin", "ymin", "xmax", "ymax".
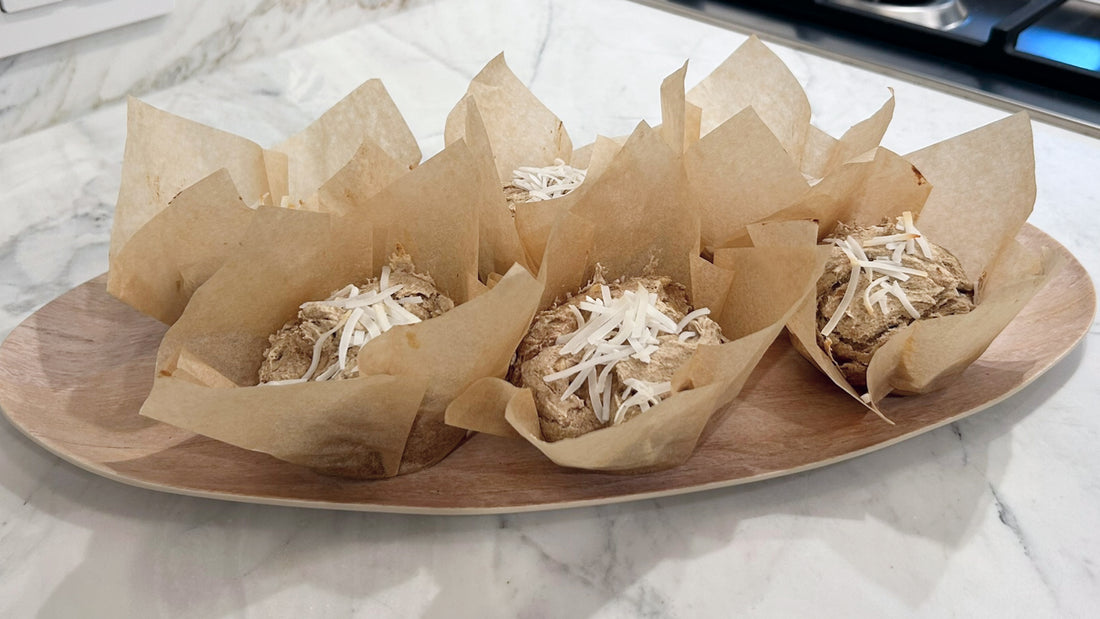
[{"xmin": 0, "ymin": 225, "xmax": 1093, "ymax": 514}]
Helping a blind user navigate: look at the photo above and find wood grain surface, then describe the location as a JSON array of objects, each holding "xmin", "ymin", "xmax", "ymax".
[{"xmin": 0, "ymin": 225, "xmax": 1093, "ymax": 514}]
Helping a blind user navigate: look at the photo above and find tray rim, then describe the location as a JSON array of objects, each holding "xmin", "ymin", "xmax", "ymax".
[{"xmin": 0, "ymin": 223, "xmax": 1094, "ymax": 515}]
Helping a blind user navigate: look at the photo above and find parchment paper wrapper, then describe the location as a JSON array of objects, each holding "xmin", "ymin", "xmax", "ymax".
[
  {"xmin": 521, "ymin": 39, "xmax": 892, "ymax": 258},
  {"xmin": 686, "ymin": 36, "xmax": 894, "ymax": 180},
  {"xmin": 445, "ymin": 53, "xmax": 572, "ymax": 183},
  {"xmin": 508, "ymin": 132, "xmax": 629, "ymax": 276},
  {"xmin": 441, "ymin": 96, "xmax": 533, "ymax": 278},
  {"xmin": 745, "ymin": 144, "xmax": 935, "ymax": 249},
  {"xmin": 509, "ymin": 58, "xmax": 726, "ymax": 260},
  {"xmin": 107, "ymin": 169, "xmax": 253, "ymax": 324},
  {"xmin": 445, "ymin": 121, "xmax": 831, "ymax": 472},
  {"xmin": 108, "ymin": 80, "xmax": 420, "ymax": 323},
  {"xmin": 682, "ymin": 101, "xmax": 810, "ymax": 252},
  {"xmin": 140, "ymin": 141, "xmax": 544, "ymax": 478},
  {"xmin": 749, "ymin": 113, "xmax": 1062, "ymax": 410},
  {"xmin": 632, "ymin": 44, "xmax": 891, "ymax": 253},
  {"xmin": 444, "ymin": 53, "xmax": 593, "ymax": 276},
  {"xmin": 272, "ymin": 79, "xmax": 420, "ymax": 199}
]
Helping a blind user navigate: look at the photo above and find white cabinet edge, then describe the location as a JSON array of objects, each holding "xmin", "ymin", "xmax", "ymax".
[{"xmin": 0, "ymin": 0, "xmax": 174, "ymax": 59}]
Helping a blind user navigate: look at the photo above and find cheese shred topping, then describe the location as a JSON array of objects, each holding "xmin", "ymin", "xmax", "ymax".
[
  {"xmin": 820, "ymin": 211, "xmax": 935, "ymax": 339},
  {"xmin": 264, "ymin": 267, "xmax": 423, "ymax": 386},
  {"xmin": 543, "ymin": 283, "xmax": 709, "ymax": 425},
  {"xmin": 511, "ymin": 159, "xmax": 587, "ymax": 201}
]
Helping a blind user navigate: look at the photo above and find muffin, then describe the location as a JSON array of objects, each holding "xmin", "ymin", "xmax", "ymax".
[
  {"xmin": 503, "ymin": 159, "xmax": 586, "ymax": 212},
  {"xmin": 260, "ymin": 246, "xmax": 454, "ymax": 385},
  {"xmin": 511, "ymin": 266, "xmax": 724, "ymax": 441},
  {"xmin": 816, "ymin": 212, "xmax": 974, "ymax": 387}
]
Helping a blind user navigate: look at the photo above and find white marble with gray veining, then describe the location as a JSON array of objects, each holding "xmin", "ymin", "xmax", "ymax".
[
  {"xmin": 1, "ymin": 0, "xmax": 1098, "ymax": 616},
  {"xmin": 0, "ymin": 0, "xmax": 430, "ymax": 142}
]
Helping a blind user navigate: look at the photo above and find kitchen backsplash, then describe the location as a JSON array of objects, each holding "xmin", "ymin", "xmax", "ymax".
[{"xmin": 0, "ymin": 0, "xmax": 428, "ymax": 142}]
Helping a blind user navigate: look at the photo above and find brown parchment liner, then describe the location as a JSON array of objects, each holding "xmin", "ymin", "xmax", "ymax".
[
  {"xmin": 444, "ymin": 53, "xmax": 572, "ymax": 184},
  {"xmin": 140, "ymin": 140, "xmax": 544, "ymax": 478},
  {"xmin": 675, "ymin": 36, "xmax": 897, "ymax": 251},
  {"xmin": 108, "ymin": 79, "xmax": 420, "ymax": 323},
  {"xmin": 610, "ymin": 43, "xmax": 894, "ymax": 255},
  {"xmin": 686, "ymin": 35, "xmax": 894, "ymax": 180},
  {"xmin": 442, "ymin": 96, "xmax": 533, "ymax": 279},
  {"xmin": 443, "ymin": 54, "xmax": 632, "ymax": 275},
  {"xmin": 445, "ymin": 54, "xmax": 569, "ymax": 274},
  {"xmin": 108, "ymin": 169, "xmax": 253, "ymax": 324},
  {"xmin": 748, "ymin": 113, "xmax": 1062, "ymax": 411},
  {"xmin": 445, "ymin": 121, "xmax": 831, "ymax": 472},
  {"xmin": 502, "ymin": 58, "xmax": 697, "ymax": 264}
]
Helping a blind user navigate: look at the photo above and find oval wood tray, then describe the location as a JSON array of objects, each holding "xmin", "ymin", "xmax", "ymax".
[{"xmin": 0, "ymin": 225, "xmax": 1093, "ymax": 514}]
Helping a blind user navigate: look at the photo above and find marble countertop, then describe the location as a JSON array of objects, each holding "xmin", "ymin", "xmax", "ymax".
[
  {"xmin": 0, "ymin": 0, "xmax": 433, "ymax": 142},
  {"xmin": 1, "ymin": 0, "xmax": 1098, "ymax": 616}
]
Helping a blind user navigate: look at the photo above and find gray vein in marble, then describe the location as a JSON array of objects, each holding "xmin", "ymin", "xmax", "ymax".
[
  {"xmin": 950, "ymin": 423, "xmax": 969, "ymax": 466},
  {"xmin": 0, "ymin": 0, "xmax": 430, "ymax": 142},
  {"xmin": 0, "ymin": 197, "xmax": 111, "ymax": 334},
  {"xmin": 373, "ymin": 21, "xmax": 473, "ymax": 82},
  {"xmin": 989, "ymin": 483, "xmax": 1031, "ymax": 559},
  {"xmin": 131, "ymin": 20, "xmax": 247, "ymax": 97},
  {"xmin": 987, "ymin": 480, "xmax": 1064, "ymax": 613},
  {"xmin": 528, "ymin": 0, "xmax": 555, "ymax": 88},
  {"xmin": 496, "ymin": 510, "xmax": 680, "ymax": 617},
  {"xmin": 517, "ymin": 528, "xmax": 605, "ymax": 590},
  {"xmin": 237, "ymin": 527, "xmax": 302, "ymax": 581}
]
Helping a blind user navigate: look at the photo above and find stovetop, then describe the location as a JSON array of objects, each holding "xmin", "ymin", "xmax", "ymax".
[{"xmin": 642, "ymin": 0, "xmax": 1100, "ymax": 135}]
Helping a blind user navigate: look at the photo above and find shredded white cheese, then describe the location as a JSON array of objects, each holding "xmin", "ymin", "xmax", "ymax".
[
  {"xmin": 511, "ymin": 159, "xmax": 587, "ymax": 201},
  {"xmin": 820, "ymin": 211, "xmax": 933, "ymax": 338},
  {"xmin": 263, "ymin": 279, "xmax": 424, "ymax": 385},
  {"xmin": 613, "ymin": 379, "xmax": 672, "ymax": 424},
  {"xmin": 543, "ymin": 283, "xmax": 710, "ymax": 424}
]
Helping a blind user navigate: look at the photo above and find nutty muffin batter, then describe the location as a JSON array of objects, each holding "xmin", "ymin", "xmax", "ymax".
[
  {"xmin": 816, "ymin": 219, "xmax": 975, "ymax": 387},
  {"xmin": 502, "ymin": 184, "xmax": 532, "ymax": 210},
  {"xmin": 511, "ymin": 267, "xmax": 724, "ymax": 441},
  {"xmin": 259, "ymin": 247, "xmax": 454, "ymax": 384}
]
